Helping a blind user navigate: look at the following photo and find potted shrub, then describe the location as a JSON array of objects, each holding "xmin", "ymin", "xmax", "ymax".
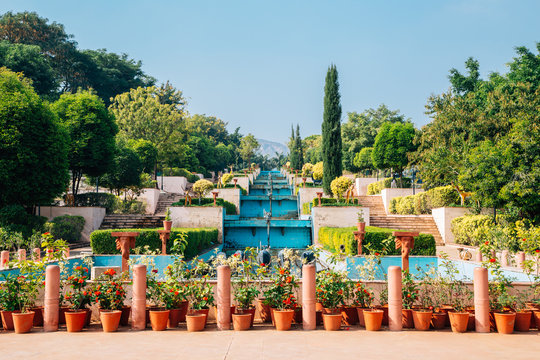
[
  {"xmin": 356, "ymin": 210, "xmax": 365, "ymax": 232},
  {"xmin": 340, "ymin": 280, "xmax": 361, "ymax": 326},
  {"xmin": 493, "ymin": 292, "xmax": 516, "ymax": 334},
  {"xmin": 446, "ymin": 277, "xmax": 472, "ymax": 333},
  {"xmin": 316, "ymin": 269, "xmax": 346, "ymax": 331},
  {"xmin": 233, "ymin": 278, "xmax": 259, "ymax": 331},
  {"xmin": 401, "ymin": 270, "xmax": 418, "ymax": 329},
  {"xmin": 0, "ymin": 274, "xmax": 36, "ymax": 333},
  {"xmin": 412, "ymin": 269, "xmax": 434, "ymax": 331},
  {"xmin": 353, "ymin": 282, "xmax": 374, "ymax": 327},
  {"xmin": 263, "ymin": 267, "xmax": 298, "ymax": 331},
  {"xmin": 186, "ymin": 279, "xmax": 215, "ymax": 331},
  {"xmin": 90, "ymin": 268, "xmax": 126, "ymax": 332},
  {"xmin": 417, "ymin": 265, "xmax": 446, "ymax": 329},
  {"xmin": 163, "ymin": 208, "xmax": 172, "ymax": 231},
  {"xmin": 64, "ymin": 264, "xmax": 92, "ymax": 332},
  {"xmin": 146, "ymin": 274, "xmax": 170, "ymax": 331}
]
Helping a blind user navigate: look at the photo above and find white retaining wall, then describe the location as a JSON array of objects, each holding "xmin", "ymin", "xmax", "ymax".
[
  {"xmin": 355, "ymin": 178, "xmax": 379, "ymax": 196},
  {"xmin": 37, "ymin": 206, "xmax": 106, "ymax": 242},
  {"xmin": 169, "ymin": 207, "xmax": 224, "ymax": 243},
  {"xmin": 311, "ymin": 206, "xmax": 370, "ymax": 244},
  {"xmin": 137, "ymin": 188, "xmax": 161, "ymax": 214},
  {"xmin": 205, "ymin": 188, "xmax": 241, "ymax": 213},
  {"xmin": 381, "ymin": 188, "xmax": 425, "ymax": 214},
  {"xmin": 157, "ymin": 176, "xmax": 187, "ymax": 194},
  {"xmin": 297, "ymin": 187, "xmax": 325, "ymax": 212}
]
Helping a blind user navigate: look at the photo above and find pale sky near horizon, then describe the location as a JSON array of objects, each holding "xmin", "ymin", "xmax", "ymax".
[{"xmin": 2, "ymin": 0, "xmax": 539, "ymax": 143}]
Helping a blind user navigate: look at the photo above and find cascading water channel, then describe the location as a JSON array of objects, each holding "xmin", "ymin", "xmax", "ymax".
[{"xmin": 223, "ymin": 170, "xmax": 312, "ymax": 251}]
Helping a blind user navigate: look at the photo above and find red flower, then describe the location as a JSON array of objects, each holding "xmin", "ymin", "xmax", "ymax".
[
  {"xmin": 43, "ymin": 232, "xmax": 50, "ymax": 236},
  {"xmin": 260, "ymin": 263, "xmax": 266, "ymax": 267},
  {"xmin": 279, "ymin": 268, "xmax": 285, "ymax": 275},
  {"xmin": 522, "ymin": 238, "xmax": 526, "ymax": 242},
  {"xmin": 489, "ymin": 258, "xmax": 496, "ymax": 263},
  {"xmin": 116, "ymin": 290, "xmax": 121, "ymax": 296},
  {"xmin": 285, "ymin": 276, "xmax": 292, "ymax": 284},
  {"xmin": 407, "ymin": 294, "xmax": 411, "ymax": 298},
  {"xmin": 484, "ymin": 241, "xmax": 489, "ymax": 245},
  {"xmin": 174, "ymin": 291, "xmax": 179, "ymax": 296},
  {"xmin": 76, "ymin": 266, "xmax": 81, "ymax": 271},
  {"xmin": 83, "ymin": 267, "xmax": 88, "ymax": 272},
  {"xmin": 374, "ymin": 252, "xmax": 380, "ymax": 256},
  {"xmin": 152, "ymin": 269, "xmax": 158, "ymax": 273},
  {"xmin": 78, "ymin": 279, "xmax": 84, "ymax": 284},
  {"xmin": 203, "ymin": 297, "xmax": 208, "ymax": 301},
  {"xmin": 536, "ymin": 250, "xmax": 540, "ymax": 253}
]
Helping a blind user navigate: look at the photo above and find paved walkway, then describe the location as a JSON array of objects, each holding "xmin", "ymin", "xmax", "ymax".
[{"xmin": 2, "ymin": 324, "xmax": 539, "ymax": 360}]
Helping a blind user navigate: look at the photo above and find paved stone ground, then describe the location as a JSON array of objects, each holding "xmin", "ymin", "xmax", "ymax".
[{"xmin": 1, "ymin": 324, "xmax": 539, "ymax": 360}]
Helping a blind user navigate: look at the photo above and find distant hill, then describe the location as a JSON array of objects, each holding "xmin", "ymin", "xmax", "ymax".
[{"xmin": 257, "ymin": 139, "xmax": 289, "ymax": 157}]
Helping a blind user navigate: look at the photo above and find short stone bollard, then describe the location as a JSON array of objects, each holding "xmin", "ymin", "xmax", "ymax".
[
  {"xmin": 302, "ymin": 264, "xmax": 316, "ymax": 330},
  {"xmin": 217, "ymin": 265, "xmax": 231, "ymax": 330},
  {"xmin": 516, "ymin": 252, "xmax": 525, "ymax": 268},
  {"xmin": 475, "ymin": 250, "xmax": 483, "ymax": 262},
  {"xmin": 18, "ymin": 248, "xmax": 26, "ymax": 262},
  {"xmin": 44, "ymin": 265, "xmax": 60, "ymax": 331},
  {"xmin": 388, "ymin": 266, "xmax": 402, "ymax": 331},
  {"xmin": 132, "ymin": 265, "xmax": 147, "ymax": 330},
  {"xmin": 0, "ymin": 250, "xmax": 9, "ymax": 269},
  {"xmin": 500, "ymin": 250, "xmax": 509, "ymax": 267},
  {"xmin": 33, "ymin": 247, "xmax": 41, "ymax": 261},
  {"xmin": 474, "ymin": 267, "xmax": 490, "ymax": 333}
]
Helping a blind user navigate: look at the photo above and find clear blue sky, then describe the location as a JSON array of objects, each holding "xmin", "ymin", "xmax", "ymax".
[{"xmin": 3, "ymin": 0, "xmax": 539, "ymax": 143}]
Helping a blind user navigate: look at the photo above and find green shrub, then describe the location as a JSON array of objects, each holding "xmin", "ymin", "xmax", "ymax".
[
  {"xmin": 451, "ymin": 215, "xmax": 493, "ymax": 246},
  {"xmin": 427, "ymin": 185, "xmax": 460, "ymax": 208},
  {"xmin": 310, "ymin": 197, "xmax": 361, "ymax": 208},
  {"xmin": 395, "ymin": 195, "xmax": 415, "ymax": 215},
  {"xmin": 171, "ymin": 198, "xmax": 237, "ymax": 215},
  {"xmin": 318, "ymin": 226, "xmax": 436, "ymax": 256},
  {"xmin": 73, "ymin": 192, "xmax": 117, "ymax": 213},
  {"xmin": 162, "ymin": 167, "xmax": 200, "ymax": 183},
  {"xmin": 390, "ymin": 186, "xmax": 462, "ymax": 215},
  {"xmin": 0, "ymin": 205, "xmax": 47, "ymax": 238},
  {"xmin": 389, "ymin": 198, "xmax": 398, "ymax": 214},
  {"xmin": 217, "ymin": 184, "xmax": 247, "ymax": 195},
  {"xmin": 46, "ymin": 215, "xmax": 85, "ymax": 243},
  {"xmin": 90, "ymin": 227, "xmax": 218, "ymax": 258},
  {"xmin": 367, "ymin": 177, "xmax": 412, "ymax": 195},
  {"xmin": 114, "ymin": 199, "xmax": 146, "ymax": 214}
]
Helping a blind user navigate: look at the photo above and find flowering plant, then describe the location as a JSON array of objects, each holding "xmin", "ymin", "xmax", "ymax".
[
  {"xmin": 0, "ymin": 274, "xmax": 36, "ymax": 312},
  {"xmin": 233, "ymin": 278, "xmax": 259, "ymax": 311},
  {"xmin": 351, "ymin": 282, "xmax": 374, "ymax": 308},
  {"xmin": 316, "ymin": 269, "xmax": 347, "ymax": 311},
  {"xmin": 90, "ymin": 268, "xmax": 127, "ymax": 310},
  {"xmin": 263, "ymin": 267, "xmax": 299, "ymax": 310},
  {"xmin": 64, "ymin": 264, "xmax": 91, "ymax": 310},
  {"xmin": 401, "ymin": 270, "xmax": 418, "ymax": 310},
  {"xmin": 41, "ymin": 232, "xmax": 68, "ymax": 261},
  {"xmin": 189, "ymin": 280, "xmax": 215, "ymax": 310}
]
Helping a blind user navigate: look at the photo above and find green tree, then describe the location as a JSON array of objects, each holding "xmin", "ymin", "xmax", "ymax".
[
  {"xmin": 372, "ymin": 122, "xmax": 415, "ymax": 177},
  {"xmin": 0, "ymin": 67, "xmax": 68, "ymax": 208},
  {"xmin": 288, "ymin": 125, "xmax": 299, "ymax": 170},
  {"xmin": 126, "ymin": 139, "xmax": 158, "ymax": 174},
  {"xmin": 295, "ymin": 124, "xmax": 304, "ymax": 169},
  {"xmin": 353, "ymin": 147, "xmax": 374, "ymax": 175},
  {"xmin": 341, "ymin": 104, "xmax": 407, "ymax": 171},
  {"xmin": 239, "ymin": 134, "xmax": 259, "ymax": 166},
  {"xmin": 51, "ymin": 90, "xmax": 118, "ymax": 196},
  {"xmin": 303, "ymin": 134, "xmax": 322, "ymax": 164},
  {"xmin": 0, "ymin": 40, "xmax": 56, "ymax": 97},
  {"xmin": 322, "ymin": 64, "xmax": 342, "ymax": 194},
  {"xmin": 99, "ymin": 142, "xmax": 142, "ymax": 195}
]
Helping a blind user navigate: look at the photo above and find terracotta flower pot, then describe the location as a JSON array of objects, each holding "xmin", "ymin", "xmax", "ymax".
[
  {"xmin": 515, "ymin": 311, "xmax": 531, "ymax": 332},
  {"xmin": 448, "ymin": 312, "xmax": 469, "ymax": 333},
  {"xmin": 197, "ymin": 308, "xmax": 210, "ymax": 326},
  {"xmin": 402, "ymin": 309, "xmax": 414, "ymax": 329},
  {"xmin": 356, "ymin": 307, "xmax": 367, "ymax": 327},
  {"xmin": 439, "ymin": 305, "xmax": 453, "ymax": 326},
  {"xmin": 232, "ymin": 313, "xmax": 252, "ymax": 331},
  {"xmin": 65, "ymin": 310, "xmax": 87, "ymax": 332},
  {"xmin": 363, "ymin": 309, "xmax": 383, "ymax": 331},
  {"xmin": 163, "ymin": 220, "xmax": 172, "ymax": 231},
  {"xmin": 533, "ymin": 310, "xmax": 540, "ymax": 329},
  {"xmin": 58, "ymin": 305, "xmax": 69, "ymax": 325},
  {"xmin": 273, "ymin": 309, "xmax": 294, "ymax": 331},
  {"xmin": 322, "ymin": 313, "xmax": 342, "ymax": 331},
  {"xmin": 316, "ymin": 310, "xmax": 323, "ymax": 326},
  {"xmin": 239, "ymin": 307, "xmax": 256, "ymax": 327},
  {"xmin": 315, "ymin": 302, "xmax": 324, "ymax": 312},
  {"xmin": 257, "ymin": 299, "xmax": 272, "ymax": 323},
  {"xmin": 186, "ymin": 313, "xmax": 206, "ymax": 332},
  {"xmin": 168, "ymin": 308, "xmax": 182, "ymax": 328},
  {"xmin": 120, "ymin": 306, "xmax": 131, "ymax": 326},
  {"xmin": 412, "ymin": 310, "xmax": 432, "ymax": 331},
  {"xmin": 341, "ymin": 306, "xmax": 358, "ymax": 325},
  {"xmin": 12, "ymin": 311, "xmax": 35, "ymax": 334},
  {"xmin": 29, "ymin": 306, "xmax": 43, "ymax": 327},
  {"xmin": 494, "ymin": 312, "xmax": 515, "ymax": 334},
  {"xmin": 357, "ymin": 222, "xmax": 366, "ymax": 232},
  {"xmin": 467, "ymin": 312, "xmax": 475, "ymax": 331},
  {"xmin": 100, "ymin": 310, "xmax": 122, "ymax": 332},
  {"xmin": 1, "ymin": 310, "xmax": 15, "ymax": 330},
  {"xmin": 84, "ymin": 308, "xmax": 92, "ymax": 326},
  {"xmin": 379, "ymin": 305, "xmax": 389, "ymax": 325},
  {"xmin": 431, "ymin": 312, "xmax": 446, "ymax": 329},
  {"xmin": 150, "ymin": 309, "xmax": 170, "ymax": 331},
  {"xmin": 178, "ymin": 300, "xmax": 189, "ymax": 322},
  {"xmin": 293, "ymin": 307, "xmax": 302, "ymax": 324}
]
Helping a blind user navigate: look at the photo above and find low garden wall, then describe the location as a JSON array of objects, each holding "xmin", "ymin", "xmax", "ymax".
[
  {"xmin": 311, "ymin": 206, "xmax": 370, "ymax": 243},
  {"xmin": 431, "ymin": 207, "xmax": 470, "ymax": 244},
  {"xmin": 233, "ymin": 177, "xmax": 250, "ymax": 194},
  {"xmin": 38, "ymin": 206, "xmax": 106, "ymax": 242},
  {"xmin": 169, "ymin": 207, "xmax": 224, "ymax": 243},
  {"xmin": 138, "ymin": 188, "xmax": 161, "ymax": 214},
  {"xmin": 205, "ymin": 188, "xmax": 241, "ymax": 213},
  {"xmin": 297, "ymin": 187, "xmax": 324, "ymax": 213},
  {"xmin": 355, "ymin": 177, "xmax": 378, "ymax": 196},
  {"xmin": 381, "ymin": 188, "xmax": 424, "ymax": 214},
  {"xmin": 157, "ymin": 176, "xmax": 187, "ymax": 194}
]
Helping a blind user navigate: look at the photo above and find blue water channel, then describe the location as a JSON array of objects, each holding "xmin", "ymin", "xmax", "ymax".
[{"xmin": 223, "ymin": 171, "xmax": 312, "ymax": 249}]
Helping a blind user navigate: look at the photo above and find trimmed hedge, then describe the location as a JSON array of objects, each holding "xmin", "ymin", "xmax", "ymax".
[
  {"xmin": 46, "ymin": 215, "xmax": 85, "ymax": 243},
  {"xmin": 171, "ymin": 198, "xmax": 237, "ymax": 215},
  {"xmin": 90, "ymin": 227, "xmax": 218, "ymax": 259},
  {"xmin": 302, "ymin": 197, "xmax": 362, "ymax": 215},
  {"xmin": 319, "ymin": 226, "xmax": 436, "ymax": 256},
  {"xmin": 390, "ymin": 186, "xmax": 461, "ymax": 215},
  {"xmin": 219, "ymin": 184, "xmax": 247, "ymax": 195},
  {"xmin": 367, "ymin": 177, "xmax": 412, "ymax": 195},
  {"xmin": 451, "ymin": 215, "xmax": 493, "ymax": 246}
]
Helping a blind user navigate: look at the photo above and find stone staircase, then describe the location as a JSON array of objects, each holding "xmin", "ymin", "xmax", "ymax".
[
  {"xmin": 358, "ymin": 195, "xmax": 443, "ymax": 244},
  {"xmin": 154, "ymin": 193, "xmax": 183, "ymax": 215},
  {"xmin": 99, "ymin": 214, "xmax": 165, "ymax": 230}
]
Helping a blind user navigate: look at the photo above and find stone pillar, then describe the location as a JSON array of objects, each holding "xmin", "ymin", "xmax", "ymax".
[
  {"xmin": 112, "ymin": 232, "xmax": 139, "ymax": 273},
  {"xmin": 132, "ymin": 264, "xmax": 146, "ymax": 330},
  {"xmin": 33, "ymin": 248, "xmax": 41, "ymax": 261},
  {"xmin": 302, "ymin": 264, "xmax": 316, "ymax": 330},
  {"xmin": 44, "ymin": 265, "xmax": 60, "ymax": 332},
  {"xmin": 158, "ymin": 230, "xmax": 171, "ymax": 255},
  {"xmin": 0, "ymin": 250, "xmax": 9, "ymax": 269},
  {"xmin": 64, "ymin": 248, "xmax": 70, "ymax": 259},
  {"xmin": 388, "ymin": 266, "xmax": 402, "ymax": 331},
  {"xmin": 393, "ymin": 232, "xmax": 418, "ymax": 272},
  {"xmin": 475, "ymin": 250, "xmax": 482, "ymax": 262},
  {"xmin": 217, "ymin": 265, "xmax": 231, "ymax": 330},
  {"xmin": 500, "ymin": 250, "xmax": 509, "ymax": 267},
  {"xmin": 17, "ymin": 249, "xmax": 26, "ymax": 262},
  {"xmin": 353, "ymin": 231, "xmax": 365, "ymax": 255},
  {"xmin": 316, "ymin": 192, "xmax": 323, "ymax": 207},
  {"xmin": 212, "ymin": 191, "xmax": 219, "ymax": 206},
  {"xmin": 516, "ymin": 252, "xmax": 525, "ymax": 268},
  {"xmin": 474, "ymin": 267, "xmax": 490, "ymax": 333}
]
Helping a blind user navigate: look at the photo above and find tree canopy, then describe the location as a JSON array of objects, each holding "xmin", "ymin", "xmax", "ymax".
[{"xmin": 322, "ymin": 64, "xmax": 342, "ymax": 194}]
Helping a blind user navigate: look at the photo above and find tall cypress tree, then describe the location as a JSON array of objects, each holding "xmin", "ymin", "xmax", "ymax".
[
  {"xmin": 295, "ymin": 124, "xmax": 304, "ymax": 169},
  {"xmin": 322, "ymin": 64, "xmax": 342, "ymax": 194},
  {"xmin": 288, "ymin": 125, "xmax": 299, "ymax": 169}
]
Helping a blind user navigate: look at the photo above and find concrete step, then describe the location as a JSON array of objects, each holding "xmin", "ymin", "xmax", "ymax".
[{"xmin": 99, "ymin": 214, "xmax": 165, "ymax": 229}]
